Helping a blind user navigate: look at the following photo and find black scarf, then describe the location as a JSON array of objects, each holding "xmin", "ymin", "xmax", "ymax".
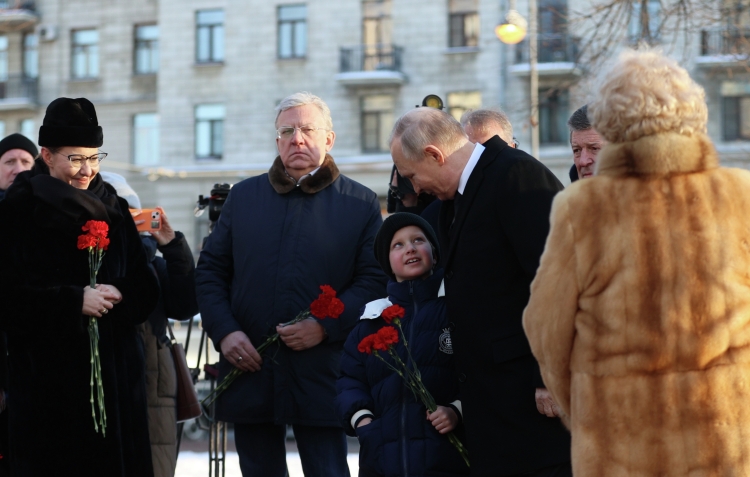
[{"xmin": 12, "ymin": 158, "xmax": 123, "ymax": 233}]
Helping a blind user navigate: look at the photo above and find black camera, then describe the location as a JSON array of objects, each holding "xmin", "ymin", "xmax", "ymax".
[{"xmin": 195, "ymin": 183, "xmax": 232, "ymax": 234}]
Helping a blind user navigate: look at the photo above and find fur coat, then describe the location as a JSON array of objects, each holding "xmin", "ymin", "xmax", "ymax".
[{"xmin": 523, "ymin": 132, "xmax": 750, "ymax": 476}]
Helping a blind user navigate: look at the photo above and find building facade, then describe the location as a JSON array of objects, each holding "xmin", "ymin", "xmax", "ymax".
[{"xmin": 0, "ymin": 0, "xmax": 747, "ymax": 252}]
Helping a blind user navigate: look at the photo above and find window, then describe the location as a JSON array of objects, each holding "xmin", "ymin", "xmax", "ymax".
[
  {"xmin": 196, "ymin": 10, "xmax": 224, "ymax": 63},
  {"xmin": 447, "ymin": 91, "xmax": 481, "ymax": 121},
  {"xmin": 133, "ymin": 113, "xmax": 160, "ymax": 165},
  {"xmin": 135, "ymin": 25, "xmax": 159, "ymax": 74},
  {"xmin": 629, "ymin": 0, "xmax": 661, "ymax": 44},
  {"xmin": 538, "ymin": 88, "xmax": 569, "ymax": 145},
  {"xmin": 278, "ymin": 5, "xmax": 307, "ymax": 59},
  {"xmin": 19, "ymin": 119, "xmax": 34, "ymax": 142},
  {"xmin": 0, "ymin": 121, "xmax": 6, "ymax": 139},
  {"xmin": 721, "ymin": 82, "xmax": 750, "ymax": 141},
  {"xmin": 195, "ymin": 104, "xmax": 225, "ymax": 158},
  {"xmin": 361, "ymin": 95, "xmax": 394, "ymax": 153},
  {"xmin": 449, "ymin": 0, "xmax": 479, "ymax": 48},
  {"xmin": 23, "ymin": 33, "xmax": 38, "ymax": 79},
  {"xmin": 72, "ymin": 29, "xmax": 99, "ymax": 79}
]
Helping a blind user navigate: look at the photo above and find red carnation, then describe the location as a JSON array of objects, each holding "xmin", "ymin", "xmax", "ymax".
[
  {"xmin": 82, "ymin": 220, "xmax": 109, "ymax": 238},
  {"xmin": 381, "ymin": 304, "xmax": 405, "ymax": 324},
  {"xmin": 376, "ymin": 326, "xmax": 399, "ymax": 348},
  {"xmin": 327, "ymin": 297, "xmax": 345, "ymax": 319},
  {"xmin": 320, "ymin": 285, "xmax": 336, "ymax": 297},
  {"xmin": 310, "ymin": 294, "xmax": 333, "ymax": 319},
  {"xmin": 357, "ymin": 334, "xmax": 376, "ymax": 354},
  {"xmin": 77, "ymin": 234, "xmax": 98, "ymax": 250},
  {"xmin": 98, "ymin": 237, "xmax": 110, "ymax": 251}
]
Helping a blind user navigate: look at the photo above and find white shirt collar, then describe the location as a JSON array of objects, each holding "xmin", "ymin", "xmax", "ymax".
[{"xmin": 457, "ymin": 143, "xmax": 485, "ymax": 195}]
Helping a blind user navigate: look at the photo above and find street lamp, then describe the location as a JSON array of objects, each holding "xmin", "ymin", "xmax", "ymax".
[{"xmin": 496, "ymin": 0, "xmax": 539, "ymax": 159}]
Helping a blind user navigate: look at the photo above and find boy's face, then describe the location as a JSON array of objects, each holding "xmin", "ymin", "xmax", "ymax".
[{"xmin": 389, "ymin": 225, "xmax": 435, "ymax": 282}]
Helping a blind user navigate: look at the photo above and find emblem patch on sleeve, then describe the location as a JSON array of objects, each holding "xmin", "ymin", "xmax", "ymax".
[{"xmin": 439, "ymin": 328, "xmax": 453, "ymax": 355}]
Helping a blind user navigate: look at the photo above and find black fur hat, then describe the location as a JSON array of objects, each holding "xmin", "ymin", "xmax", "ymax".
[
  {"xmin": 38, "ymin": 97, "xmax": 103, "ymax": 148},
  {"xmin": 0, "ymin": 133, "xmax": 38, "ymax": 159},
  {"xmin": 374, "ymin": 212, "xmax": 440, "ymax": 280}
]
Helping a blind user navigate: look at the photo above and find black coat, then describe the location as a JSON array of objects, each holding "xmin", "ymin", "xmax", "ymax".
[
  {"xmin": 196, "ymin": 156, "xmax": 387, "ymax": 426},
  {"xmin": 0, "ymin": 161, "xmax": 159, "ymax": 477},
  {"xmin": 440, "ymin": 137, "xmax": 571, "ymax": 476}
]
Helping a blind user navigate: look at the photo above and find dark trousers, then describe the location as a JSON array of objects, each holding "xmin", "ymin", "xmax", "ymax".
[{"xmin": 234, "ymin": 422, "xmax": 350, "ymax": 477}]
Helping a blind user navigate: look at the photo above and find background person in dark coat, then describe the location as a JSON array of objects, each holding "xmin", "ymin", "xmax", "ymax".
[
  {"xmin": 102, "ymin": 171, "xmax": 200, "ymax": 477},
  {"xmin": 0, "ymin": 97, "xmax": 158, "ymax": 476},
  {"xmin": 195, "ymin": 91, "xmax": 387, "ymax": 477},
  {"xmin": 0, "ymin": 132, "xmax": 36, "ymax": 476},
  {"xmin": 390, "ymin": 108, "xmax": 571, "ymax": 477}
]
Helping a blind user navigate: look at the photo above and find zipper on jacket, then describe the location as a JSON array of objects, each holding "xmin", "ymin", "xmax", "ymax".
[{"xmin": 400, "ymin": 281, "xmax": 419, "ymax": 477}]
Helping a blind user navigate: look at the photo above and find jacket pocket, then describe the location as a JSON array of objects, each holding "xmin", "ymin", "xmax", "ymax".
[
  {"xmin": 491, "ymin": 332, "xmax": 532, "ymax": 364},
  {"xmin": 355, "ymin": 418, "xmax": 383, "ymax": 476}
]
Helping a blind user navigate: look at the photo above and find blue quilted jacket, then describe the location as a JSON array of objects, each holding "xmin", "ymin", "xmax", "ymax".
[{"xmin": 336, "ymin": 269, "xmax": 469, "ymax": 477}]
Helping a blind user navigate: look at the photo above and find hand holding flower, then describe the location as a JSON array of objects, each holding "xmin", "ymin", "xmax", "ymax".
[
  {"xmin": 82, "ymin": 285, "xmax": 114, "ymax": 318},
  {"xmin": 427, "ymin": 406, "xmax": 458, "ymax": 434},
  {"xmin": 95, "ymin": 284, "xmax": 122, "ymax": 304},
  {"xmin": 219, "ymin": 331, "xmax": 263, "ymax": 372},
  {"xmin": 277, "ymin": 318, "xmax": 326, "ymax": 351}
]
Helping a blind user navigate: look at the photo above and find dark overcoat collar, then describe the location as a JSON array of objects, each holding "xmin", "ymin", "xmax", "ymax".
[
  {"xmin": 440, "ymin": 135, "xmax": 510, "ymax": 269},
  {"xmin": 267, "ymin": 154, "xmax": 340, "ymax": 194}
]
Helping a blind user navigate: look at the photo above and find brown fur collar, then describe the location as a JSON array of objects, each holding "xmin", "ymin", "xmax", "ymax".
[
  {"xmin": 596, "ymin": 132, "xmax": 719, "ymax": 178},
  {"xmin": 267, "ymin": 154, "xmax": 340, "ymax": 194}
]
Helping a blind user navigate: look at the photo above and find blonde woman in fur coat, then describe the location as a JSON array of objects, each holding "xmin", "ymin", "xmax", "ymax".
[{"xmin": 523, "ymin": 49, "xmax": 750, "ymax": 476}]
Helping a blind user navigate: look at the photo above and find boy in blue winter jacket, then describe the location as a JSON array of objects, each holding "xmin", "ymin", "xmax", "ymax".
[{"xmin": 336, "ymin": 213, "xmax": 469, "ymax": 477}]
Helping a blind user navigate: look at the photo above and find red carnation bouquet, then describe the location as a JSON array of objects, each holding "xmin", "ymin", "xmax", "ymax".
[
  {"xmin": 358, "ymin": 304, "xmax": 469, "ymax": 468},
  {"xmin": 77, "ymin": 220, "xmax": 111, "ymax": 436},
  {"xmin": 202, "ymin": 285, "xmax": 345, "ymax": 408}
]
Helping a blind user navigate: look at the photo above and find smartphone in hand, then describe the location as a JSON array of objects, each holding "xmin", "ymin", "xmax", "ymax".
[{"xmin": 130, "ymin": 208, "xmax": 162, "ymax": 232}]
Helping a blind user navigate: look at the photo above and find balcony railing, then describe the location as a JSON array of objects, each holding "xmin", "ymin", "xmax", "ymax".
[
  {"xmin": 0, "ymin": 74, "xmax": 38, "ymax": 107},
  {"xmin": 514, "ymin": 33, "xmax": 579, "ymax": 64},
  {"xmin": 340, "ymin": 45, "xmax": 404, "ymax": 73},
  {"xmin": 700, "ymin": 28, "xmax": 750, "ymax": 57}
]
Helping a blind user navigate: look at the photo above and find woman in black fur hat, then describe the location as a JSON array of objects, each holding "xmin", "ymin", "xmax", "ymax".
[{"xmin": 0, "ymin": 98, "xmax": 159, "ymax": 476}]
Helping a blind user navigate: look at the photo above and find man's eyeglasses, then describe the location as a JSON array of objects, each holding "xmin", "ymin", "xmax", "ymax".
[
  {"xmin": 56, "ymin": 151, "xmax": 108, "ymax": 168},
  {"xmin": 276, "ymin": 126, "xmax": 327, "ymax": 140}
]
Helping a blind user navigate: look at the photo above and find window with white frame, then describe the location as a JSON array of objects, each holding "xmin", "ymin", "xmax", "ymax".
[
  {"xmin": 133, "ymin": 113, "xmax": 160, "ymax": 165},
  {"xmin": 196, "ymin": 10, "xmax": 224, "ymax": 63},
  {"xmin": 449, "ymin": 0, "xmax": 479, "ymax": 48},
  {"xmin": 447, "ymin": 91, "xmax": 481, "ymax": 121},
  {"xmin": 19, "ymin": 119, "xmax": 34, "ymax": 142},
  {"xmin": 72, "ymin": 29, "xmax": 99, "ymax": 79},
  {"xmin": 361, "ymin": 95, "xmax": 394, "ymax": 153},
  {"xmin": 722, "ymin": 82, "xmax": 750, "ymax": 140},
  {"xmin": 195, "ymin": 104, "xmax": 225, "ymax": 159},
  {"xmin": 23, "ymin": 33, "xmax": 38, "ymax": 79},
  {"xmin": 278, "ymin": 5, "xmax": 307, "ymax": 59},
  {"xmin": 629, "ymin": 0, "xmax": 661, "ymax": 44},
  {"xmin": 135, "ymin": 25, "xmax": 159, "ymax": 74},
  {"xmin": 539, "ymin": 88, "xmax": 569, "ymax": 145}
]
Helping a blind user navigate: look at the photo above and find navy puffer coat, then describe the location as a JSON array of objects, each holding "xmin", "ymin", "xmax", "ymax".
[{"xmin": 336, "ymin": 269, "xmax": 469, "ymax": 477}]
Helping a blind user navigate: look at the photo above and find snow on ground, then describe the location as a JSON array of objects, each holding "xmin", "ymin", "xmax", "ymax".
[{"xmin": 175, "ymin": 451, "xmax": 359, "ymax": 477}]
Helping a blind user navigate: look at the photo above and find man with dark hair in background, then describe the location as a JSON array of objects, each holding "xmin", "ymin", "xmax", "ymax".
[{"xmin": 568, "ymin": 105, "xmax": 606, "ymax": 182}]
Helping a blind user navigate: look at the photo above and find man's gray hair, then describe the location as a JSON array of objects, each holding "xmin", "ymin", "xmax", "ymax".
[
  {"xmin": 275, "ymin": 91, "xmax": 333, "ymax": 130},
  {"xmin": 389, "ymin": 108, "xmax": 466, "ymax": 161},
  {"xmin": 567, "ymin": 104, "xmax": 591, "ymax": 133},
  {"xmin": 460, "ymin": 108, "xmax": 514, "ymax": 143}
]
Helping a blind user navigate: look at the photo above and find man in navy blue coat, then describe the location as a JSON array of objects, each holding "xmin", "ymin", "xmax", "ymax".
[
  {"xmin": 195, "ymin": 92, "xmax": 387, "ymax": 477},
  {"xmin": 390, "ymin": 108, "xmax": 571, "ymax": 477}
]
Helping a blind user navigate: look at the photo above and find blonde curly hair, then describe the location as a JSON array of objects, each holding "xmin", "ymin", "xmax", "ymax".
[{"xmin": 589, "ymin": 50, "xmax": 707, "ymax": 143}]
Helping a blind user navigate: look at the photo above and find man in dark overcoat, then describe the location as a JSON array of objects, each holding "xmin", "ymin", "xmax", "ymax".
[
  {"xmin": 195, "ymin": 92, "xmax": 387, "ymax": 477},
  {"xmin": 390, "ymin": 108, "xmax": 571, "ymax": 477}
]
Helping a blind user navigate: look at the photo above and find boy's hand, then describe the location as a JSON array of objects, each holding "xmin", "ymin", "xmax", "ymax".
[{"xmin": 427, "ymin": 406, "xmax": 458, "ymax": 434}]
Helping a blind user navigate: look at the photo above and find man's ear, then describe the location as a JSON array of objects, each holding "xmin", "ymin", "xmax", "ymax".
[{"xmin": 423, "ymin": 145, "xmax": 445, "ymax": 165}]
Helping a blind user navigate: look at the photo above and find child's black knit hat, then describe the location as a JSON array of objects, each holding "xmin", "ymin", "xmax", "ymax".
[{"xmin": 374, "ymin": 212, "xmax": 440, "ymax": 280}]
